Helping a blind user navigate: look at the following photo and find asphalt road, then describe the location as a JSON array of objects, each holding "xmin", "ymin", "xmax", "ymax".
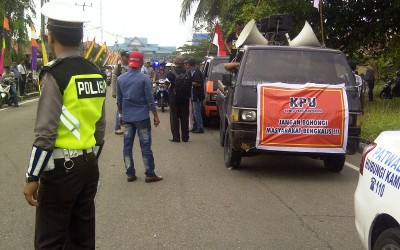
[{"xmin": 0, "ymin": 91, "xmax": 364, "ymax": 249}]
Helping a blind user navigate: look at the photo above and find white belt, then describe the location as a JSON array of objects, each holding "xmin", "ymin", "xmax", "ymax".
[{"xmin": 52, "ymin": 148, "xmax": 94, "ymax": 160}]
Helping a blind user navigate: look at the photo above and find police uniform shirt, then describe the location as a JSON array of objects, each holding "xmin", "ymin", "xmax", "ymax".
[{"xmin": 34, "ymin": 50, "xmax": 106, "ymax": 151}]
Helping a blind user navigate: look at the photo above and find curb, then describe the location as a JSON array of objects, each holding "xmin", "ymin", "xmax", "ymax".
[{"xmin": 18, "ymin": 92, "xmax": 39, "ymax": 101}]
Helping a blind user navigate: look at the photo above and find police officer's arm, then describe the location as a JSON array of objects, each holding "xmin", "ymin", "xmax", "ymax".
[
  {"xmin": 93, "ymin": 101, "xmax": 106, "ymax": 158},
  {"xmin": 111, "ymin": 64, "xmax": 118, "ymax": 98},
  {"xmin": 24, "ymin": 73, "xmax": 62, "ymax": 206},
  {"xmin": 144, "ymin": 76, "xmax": 160, "ymax": 127}
]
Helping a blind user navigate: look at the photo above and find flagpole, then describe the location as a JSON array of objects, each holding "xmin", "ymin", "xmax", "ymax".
[
  {"xmin": 319, "ymin": 0, "xmax": 325, "ymax": 46},
  {"xmin": 207, "ymin": 23, "xmax": 216, "ymax": 57}
]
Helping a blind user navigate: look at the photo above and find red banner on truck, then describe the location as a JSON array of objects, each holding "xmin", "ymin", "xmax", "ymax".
[{"xmin": 256, "ymin": 83, "xmax": 348, "ymax": 153}]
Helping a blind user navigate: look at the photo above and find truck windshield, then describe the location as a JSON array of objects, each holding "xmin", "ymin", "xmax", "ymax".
[
  {"xmin": 241, "ymin": 49, "xmax": 355, "ymax": 86},
  {"xmin": 209, "ymin": 59, "xmax": 230, "ymax": 81}
]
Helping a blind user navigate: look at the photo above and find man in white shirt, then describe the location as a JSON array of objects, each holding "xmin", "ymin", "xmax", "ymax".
[{"xmin": 17, "ymin": 60, "xmax": 27, "ymax": 96}]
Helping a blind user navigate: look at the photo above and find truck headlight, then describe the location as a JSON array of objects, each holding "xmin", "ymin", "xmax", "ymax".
[{"xmin": 241, "ymin": 110, "xmax": 257, "ymax": 121}]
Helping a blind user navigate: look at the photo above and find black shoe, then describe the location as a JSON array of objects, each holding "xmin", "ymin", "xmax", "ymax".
[
  {"xmin": 182, "ymin": 139, "xmax": 189, "ymax": 142},
  {"xmin": 192, "ymin": 129, "xmax": 204, "ymax": 134},
  {"xmin": 169, "ymin": 139, "xmax": 180, "ymax": 142},
  {"xmin": 127, "ymin": 175, "xmax": 137, "ymax": 182},
  {"xmin": 190, "ymin": 128, "xmax": 198, "ymax": 132}
]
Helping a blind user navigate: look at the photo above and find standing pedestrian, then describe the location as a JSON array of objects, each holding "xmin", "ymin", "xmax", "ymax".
[
  {"xmin": 10, "ymin": 61, "xmax": 20, "ymax": 93},
  {"xmin": 112, "ymin": 50, "xmax": 130, "ymax": 135},
  {"xmin": 142, "ymin": 60, "xmax": 155, "ymax": 79},
  {"xmin": 364, "ymin": 67, "xmax": 375, "ymax": 101},
  {"xmin": 166, "ymin": 56, "xmax": 192, "ymax": 142},
  {"xmin": 224, "ymin": 20, "xmax": 244, "ymax": 62},
  {"xmin": 117, "ymin": 51, "xmax": 162, "ymax": 183},
  {"xmin": 22, "ymin": 2, "xmax": 106, "ymax": 249},
  {"xmin": 187, "ymin": 58, "xmax": 205, "ymax": 133},
  {"xmin": 17, "ymin": 59, "xmax": 27, "ymax": 96}
]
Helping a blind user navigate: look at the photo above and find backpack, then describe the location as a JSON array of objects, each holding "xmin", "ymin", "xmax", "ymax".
[{"xmin": 171, "ymin": 69, "xmax": 192, "ymax": 101}]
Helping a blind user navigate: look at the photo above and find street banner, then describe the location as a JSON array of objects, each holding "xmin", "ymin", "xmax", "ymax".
[
  {"xmin": 40, "ymin": 32, "xmax": 48, "ymax": 65},
  {"xmin": 256, "ymin": 83, "xmax": 348, "ymax": 153},
  {"xmin": 84, "ymin": 37, "xmax": 95, "ymax": 59},
  {"xmin": 94, "ymin": 42, "xmax": 106, "ymax": 62},
  {"xmin": 31, "ymin": 24, "xmax": 39, "ymax": 70},
  {"xmin": 0, "ymin": 38, "xmax": 5, "ymax": 75},
  {"xmin": 3, "ymin": 16, "xmax": 10, "ymax": 31}
]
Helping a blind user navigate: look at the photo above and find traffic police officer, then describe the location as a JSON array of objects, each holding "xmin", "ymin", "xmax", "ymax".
[{"xmin": 23, "ymin": 2, "xmax": 106, "ymax": 249}]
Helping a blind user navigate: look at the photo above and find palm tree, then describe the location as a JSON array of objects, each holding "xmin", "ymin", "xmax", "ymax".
[{"xmin": 180, "ymin": 0, "xmax": 232, "ymax": 25}]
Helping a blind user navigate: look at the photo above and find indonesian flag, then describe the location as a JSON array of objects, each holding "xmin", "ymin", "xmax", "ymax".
[
  {"xmin": 212, "ymin": 23, "xmax": 226, "ymax": 57},
  {"xmin": 314, "ymin": 0, "xmax": 320, "ymax": 10}
]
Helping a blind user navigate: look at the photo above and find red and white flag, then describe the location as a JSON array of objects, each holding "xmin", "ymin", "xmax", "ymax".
[{"xmin": 212, "ymin": 23, "xmax": 226, "ymax": 57}]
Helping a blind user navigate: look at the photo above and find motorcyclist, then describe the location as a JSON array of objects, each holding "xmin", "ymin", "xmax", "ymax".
[
  {"xmin": 1, "ymin": 66, "xmax": 19, "ymax": 107},
  {"xmin": 153, "ymin": 62, "xmax": 169, "ymax": 105}
]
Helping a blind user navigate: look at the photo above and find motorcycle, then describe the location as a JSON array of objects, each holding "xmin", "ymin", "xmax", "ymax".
[
  {"xmin": 154, "ymin": 79, "xmax": 168, "ymax": 112},
  {"xmin": 0, "ymin": 82, "xmax": 14, "ymax": 108},
  {"xmin": 380, "ymin": 79, "xmax": 394, "ymax": 99}
]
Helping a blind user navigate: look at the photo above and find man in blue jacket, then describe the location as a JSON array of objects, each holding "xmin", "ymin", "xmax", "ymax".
[{"xmin": 117, "ymin": 51, "xmax": 163, "ymax": 183}]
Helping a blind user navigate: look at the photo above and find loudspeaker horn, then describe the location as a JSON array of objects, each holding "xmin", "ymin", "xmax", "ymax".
[
  {"xmin": 236, "ymin": 19, "xmax": 268, "ymax": 48},
  {"xmin": 285, "ymin": 21, "xmax": 320, "ymax": 47}
]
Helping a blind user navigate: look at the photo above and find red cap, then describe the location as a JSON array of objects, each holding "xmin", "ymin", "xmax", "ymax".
[{"xmin": 128, "ymin": 51, "xmax": 143, "ymax": 68}]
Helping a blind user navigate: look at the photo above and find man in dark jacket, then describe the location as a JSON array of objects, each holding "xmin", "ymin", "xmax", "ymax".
[
  {"xmin": 187, "ymin": 58, "xmax": 205, "ymax": 133},
  {"xmin": 166, "ymin": 56, "xmax": 191, "ymax": 142}
]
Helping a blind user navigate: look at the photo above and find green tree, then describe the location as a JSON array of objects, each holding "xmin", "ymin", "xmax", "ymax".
[
  {"xmin": 0, "ymin": 0, "xmax": 37, "ymax": 64},
  {"xmin": 176, "ymin": 39, "xmax": 216, "ymax": 62}
]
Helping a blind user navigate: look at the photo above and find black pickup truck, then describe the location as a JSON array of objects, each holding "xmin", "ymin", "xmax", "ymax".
[{"xmin": 217, "ymin": 45, "xmax": 363, "ymax": 172}]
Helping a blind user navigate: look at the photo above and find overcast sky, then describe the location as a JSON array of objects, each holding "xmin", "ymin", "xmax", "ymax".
[{"xmin": 32, "ymin": 0, "xmax": 198, "ymax": 48}]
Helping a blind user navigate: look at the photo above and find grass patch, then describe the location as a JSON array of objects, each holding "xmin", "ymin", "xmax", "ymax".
[{"xmin": 361, "ymin": 82, "xmax": 400, "ymax": 141}]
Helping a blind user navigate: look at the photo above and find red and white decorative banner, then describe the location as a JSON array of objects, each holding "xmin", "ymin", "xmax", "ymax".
[{"xmin": 256, "ymin": 83, "xmax": 348, "ymax": 153}]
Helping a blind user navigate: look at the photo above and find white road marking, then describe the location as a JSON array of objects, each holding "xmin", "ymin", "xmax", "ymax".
[
  {"xmin": 0, "ymin": 98, "xmax": 38, "ymax": 112},
  {"xmin": 345, "ymin": 161, "xmax": 359, "ymax": 171}
]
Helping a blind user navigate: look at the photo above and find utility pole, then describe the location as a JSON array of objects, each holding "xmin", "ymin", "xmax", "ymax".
[{"xmin": 100, "ymin": 0, "xmax": 103, "ymax": 44}]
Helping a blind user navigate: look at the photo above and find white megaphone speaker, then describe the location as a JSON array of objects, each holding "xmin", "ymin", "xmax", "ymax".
[
  {"xmin": 236, "ymin": 19, "xmax": 268, "ymax": 48},
  {"xmin": 285, "ymin": 21, "xmax": 320, "ymax": 47}
]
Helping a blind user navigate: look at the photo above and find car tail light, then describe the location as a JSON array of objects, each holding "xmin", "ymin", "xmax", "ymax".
[{"xmin": 359, "ymin": 142, "xmax": 377, "ymax": 175}]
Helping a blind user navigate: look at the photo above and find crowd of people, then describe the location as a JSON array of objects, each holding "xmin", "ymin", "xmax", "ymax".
[
  {"xmin": 1, "ymin": 60, "xmax": 39, "ymax": 108},
  {"xmin": 112, "ymin": 51, "xmax": 206, "ymax": 182}
]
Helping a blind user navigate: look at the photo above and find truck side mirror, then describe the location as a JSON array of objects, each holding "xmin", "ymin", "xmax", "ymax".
[{"xmin": 222, "ymin": 73, "xmax": 232, "ymax": 86}]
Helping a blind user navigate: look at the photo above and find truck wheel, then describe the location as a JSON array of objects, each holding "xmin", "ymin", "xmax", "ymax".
[
  {"xmin": 373, "ymin": 228, "xmax": 400, "ymax": 250},
  {"xmin": 323, "ymin": 154, "xmax": 345, "ymax": 172},
  {"xmin": 224, "ymin": 127, "xmax": 242, "ymax": 168},
  {"xmin": 219, "ymin": 119, "xmax": 225, "ymax": 147}
]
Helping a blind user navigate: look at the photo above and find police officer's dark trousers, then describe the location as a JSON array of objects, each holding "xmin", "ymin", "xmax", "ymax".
[
  {"xmin": 169, "ymin": 100, "xmax": 189, "ymax": 141},
  {"xmin": 35, "ymin": 152, "xmax": 99, "ymax": 250}
]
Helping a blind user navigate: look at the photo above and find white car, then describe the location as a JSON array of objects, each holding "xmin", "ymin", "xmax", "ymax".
[{"xmin": 355, "ymin": 131, "xmax": 400, "ymax": 250}]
